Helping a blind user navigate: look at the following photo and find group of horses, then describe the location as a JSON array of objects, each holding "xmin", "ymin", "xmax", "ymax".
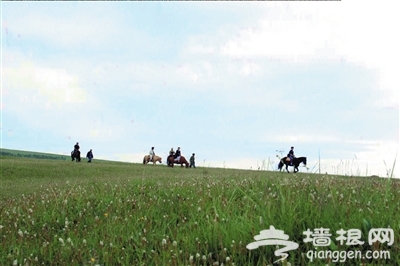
[
  {"xmin": 143, "ymin": 154, "xmax": 306, "ymax": 172},
  {"xmin": 143, "ymin": 154, "xmax": 189, "ymax": 168},
  {"xmin": 143, "ymin": 155, "xmax": 189, "ymax": 168},
  {"xmin": 73, "ymin": 145, "xmax": 306, "ymax": 172}
]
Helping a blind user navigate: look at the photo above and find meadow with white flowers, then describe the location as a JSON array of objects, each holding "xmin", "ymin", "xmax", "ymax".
[{"xmin": 1, "ymin": 151, "xmax": 399, "ymax": 265}]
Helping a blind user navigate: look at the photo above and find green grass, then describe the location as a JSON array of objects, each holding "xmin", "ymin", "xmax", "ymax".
[{"xmin": 1, "ymin": 150, "xmax": 399, "ymax": 265}]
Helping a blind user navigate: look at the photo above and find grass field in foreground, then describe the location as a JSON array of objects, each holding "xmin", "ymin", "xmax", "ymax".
[{"xmin": 1, "ymin": 151, "xmax": 399, "ymax": 266}]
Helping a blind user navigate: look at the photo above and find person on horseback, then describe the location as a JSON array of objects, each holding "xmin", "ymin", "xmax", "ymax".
[
  {"xmin": 72, "ymin": 142, "xmax": 81, "ymax": 162},
  {"xmin": 74, "ymin": 142, "xmax": 80, "ymax": 152},
  {"xmin": 287, "ymin": 146, "xmax": 295, "ymax": 165},
  {"xmin": 169, "ymin": 148, "xmax": 175, "ymax": 156},
  {"xmin": 149, "ymin": 147, "xmax": 155, "ymax": 162},
  {"xmin": 174, "ymin": 147, "xmax": 181, "ymax": 162}
]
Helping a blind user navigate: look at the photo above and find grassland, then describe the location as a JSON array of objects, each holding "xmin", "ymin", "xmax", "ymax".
[{"xmin": 1, "ymin": 150, "xmax": 399, "ymax": 265}]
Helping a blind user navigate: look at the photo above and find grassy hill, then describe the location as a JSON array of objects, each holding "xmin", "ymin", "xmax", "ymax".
[
  {"xmin": 1, "ymin": 149, "xmax": 399, "ymax": 265},
  {"xmin": 1, "ymin": 148, "xmax": 70, "ymax": 161}
]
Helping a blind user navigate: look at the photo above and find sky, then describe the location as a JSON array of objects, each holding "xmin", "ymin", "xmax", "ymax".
[{"xmin": 1, "ymin": 1, "xmax": 399, "ymax": 177}]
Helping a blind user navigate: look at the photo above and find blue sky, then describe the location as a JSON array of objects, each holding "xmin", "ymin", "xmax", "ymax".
[{"xmin": 1, "ymin": 1, "xmax": 399, "ymax": 177}]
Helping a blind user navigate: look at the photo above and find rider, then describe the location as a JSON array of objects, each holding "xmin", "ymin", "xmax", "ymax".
[
  {"xmin": 72, "ymin": 142, "xmax": 80, "ymax": 162},
  {"xmin": 149, "ymin": 147, "xmax": 155, "ymax": 162},
  {"xmin": 287, "ymin": 146, "xmax": 295, "ymax": 165},
  {"xmin": 174, "ymin": 147, "xmax": 181, "ymax": 162},
  {"xmin": 74, "ymin": 142, "xmax": 80, "ymax": 152}
]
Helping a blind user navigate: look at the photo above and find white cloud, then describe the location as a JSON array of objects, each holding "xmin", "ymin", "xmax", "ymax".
[
  {"xmin": 219, "ymin": 3, "xmax": 341, "ymax": 60},
  {"xmin": 2, "ymin": 60, "xmax": 140, "ymax": 144},
  {"xmin": 216, "ymin": 1, "xmax": 399, "ymax": 108},
  {"xmin": 4, "ymin": 63, "xmax": 87, "ymax": 106}
]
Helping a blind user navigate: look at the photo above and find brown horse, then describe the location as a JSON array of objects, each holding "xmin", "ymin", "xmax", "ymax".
[
  {"xmin": 143, "ymin": 155, "xmax": 162, "ymax": 165},
  {"xmin": 167, "ymin": 155, "xmax": 189, "ymax": 168}
]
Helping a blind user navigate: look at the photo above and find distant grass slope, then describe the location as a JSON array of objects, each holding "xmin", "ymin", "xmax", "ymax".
[{"xmin": 0, "ymin": 148, "xmax": 69, "ymax": 161}]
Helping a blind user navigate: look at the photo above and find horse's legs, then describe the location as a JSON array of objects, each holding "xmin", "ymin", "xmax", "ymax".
[{"xmin": 294, "ymin": 165, "xmax": 298, "ymax": 173}]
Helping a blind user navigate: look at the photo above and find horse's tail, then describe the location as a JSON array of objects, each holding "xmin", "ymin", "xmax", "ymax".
[
  {"xmin": 143, "ymin": 156, "xmax": 146, "ymax": 165},
  {"xmin": 278, "ymin": 160, "xmax": 283, "ymax": 170}
]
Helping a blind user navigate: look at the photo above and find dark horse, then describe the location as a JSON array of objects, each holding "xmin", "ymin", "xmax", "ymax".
[
  {"xmin": 167, "ymin": 155, "xmax": 189, "ymax": 168},
  {"xmin": 278, "ymin": 157, "xmax": 307, "ymax": 173},
  {"xmin": 71, "ymin": 150, "xmax": 81, "ymax": 162}
]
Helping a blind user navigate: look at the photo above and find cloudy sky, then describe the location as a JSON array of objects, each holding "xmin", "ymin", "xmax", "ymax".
[{"xmin": 2, "ymin": 1, "xmax": 399, "ymax": 177}]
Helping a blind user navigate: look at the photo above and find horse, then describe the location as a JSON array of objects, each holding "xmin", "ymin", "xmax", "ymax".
[
  {"xmin": 278, "ymin": 156, "xmax": 307, "ymax": 173},
  {"xmin": 167, "ymin": 155, "xmax": 189, "ymax": 168},
  {"xmin": 143, "ymin": 155, "xmax": 162, "ymax": 165},
  {"xmin": 71, "ymin": 150, "xmax": 81, "ymax": 162}
]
